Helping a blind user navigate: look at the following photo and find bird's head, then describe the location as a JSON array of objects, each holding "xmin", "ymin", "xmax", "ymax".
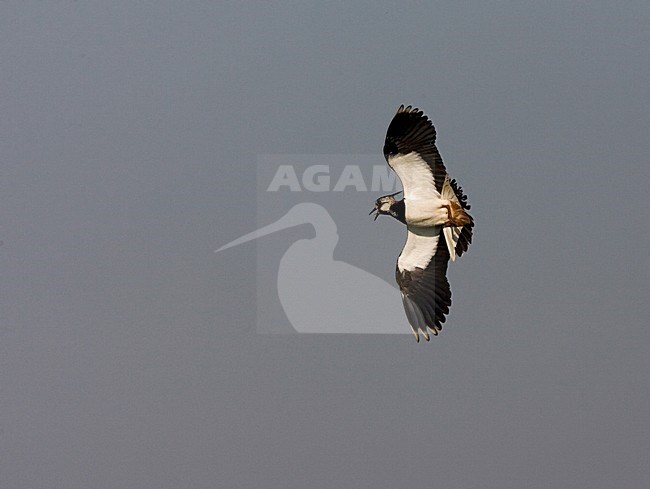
[{"xmin": 369, "ymin": 191, "xmax": 402, "ymax": 221}]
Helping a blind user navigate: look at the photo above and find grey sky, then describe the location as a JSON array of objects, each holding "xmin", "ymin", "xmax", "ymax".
[{"xmin": 1, "ymin": 1, "xmax": 649, "ymax": 488}]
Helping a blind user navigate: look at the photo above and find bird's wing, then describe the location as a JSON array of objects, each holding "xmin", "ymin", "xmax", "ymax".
[
  {"xmin": 441, "ymin": 176, "xmax": 474, "ymax": 260},
  {"xmin": 396, "ymin": 225, "xmax": 451, "ymax": 341},
  {"xmin": 383, "ymin": 105, "xmax": 448, "ymax": 201}
]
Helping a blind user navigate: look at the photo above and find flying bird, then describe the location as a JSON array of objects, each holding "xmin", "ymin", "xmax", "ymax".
[{"xmin": 370, "ymin": 105, "xmax": 474, "ymax": 341}]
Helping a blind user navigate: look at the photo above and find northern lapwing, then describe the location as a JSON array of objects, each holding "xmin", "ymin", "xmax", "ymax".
[{"xmin": 370, "ymin": 105, "xmax": 474, "ymax": 341}]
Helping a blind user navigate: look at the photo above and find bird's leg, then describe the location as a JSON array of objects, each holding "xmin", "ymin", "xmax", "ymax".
[
  {"xmin": 442, "ymin": 203, "xmax": 451, "ymax": 225},
  {"xmin": 442, "ymin": 201, "xmax": 471, "ymax": 227},
  {"xmin": 441, "ymin": 202, "xmax": 456, "ymax": 227}
]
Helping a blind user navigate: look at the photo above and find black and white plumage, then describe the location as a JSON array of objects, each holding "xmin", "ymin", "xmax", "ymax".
[{"xmin": 371, "ymin": 105, "xmax": 474, "ymax": 341}]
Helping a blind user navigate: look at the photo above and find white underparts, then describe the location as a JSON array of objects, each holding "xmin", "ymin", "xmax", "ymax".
[{"xmin": 404, "ymin": 198, "xmax": 450, "ymax": 227}]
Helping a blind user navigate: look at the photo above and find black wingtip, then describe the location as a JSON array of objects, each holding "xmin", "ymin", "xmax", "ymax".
[{"xmin": 384, "ymin": 105, "xmax": 437, "ymax": 159}]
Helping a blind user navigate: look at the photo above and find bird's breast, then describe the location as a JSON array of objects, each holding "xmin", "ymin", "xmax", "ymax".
[{"xmin": 405, "ymin": 198, "xmax": 448, "ymax": 227}]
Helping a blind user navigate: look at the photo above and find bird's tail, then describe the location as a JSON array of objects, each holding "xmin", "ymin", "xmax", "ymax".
[{"xmin": 441, "ymin": 177, "xmax": 473, "ymax": 261}]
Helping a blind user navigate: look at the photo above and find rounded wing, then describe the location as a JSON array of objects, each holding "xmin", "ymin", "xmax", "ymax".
[
  {"xmin": 396, "ymin": 225, "xmax": 452, "ymax": 341},
  {"xmin": 383, "ymin": 105, "xmax": 448, "ymax": 201}
]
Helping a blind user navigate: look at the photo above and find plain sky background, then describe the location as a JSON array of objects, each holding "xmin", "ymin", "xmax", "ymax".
[{"xmin": 2, "ymin": 2, "xmax": 649, "ymax": 488}]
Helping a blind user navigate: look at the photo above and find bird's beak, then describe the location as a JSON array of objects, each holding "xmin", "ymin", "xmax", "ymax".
[{"xmin": 369, "ymin": 205, "xmax": 379, "ymax": 221}]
